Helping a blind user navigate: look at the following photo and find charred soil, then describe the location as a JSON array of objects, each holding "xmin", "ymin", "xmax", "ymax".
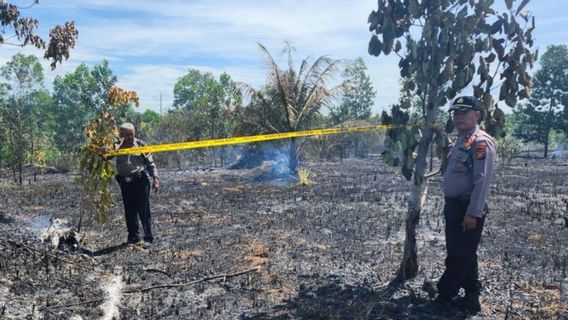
[{"xmin": 0, "ymin": 157, "xmax": 566, "ymax": 319}]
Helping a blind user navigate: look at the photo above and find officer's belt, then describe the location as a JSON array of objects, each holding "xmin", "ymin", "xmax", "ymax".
[{"xmin": 116, "ymin": 171, "xmax": 146, "ymax": 183}]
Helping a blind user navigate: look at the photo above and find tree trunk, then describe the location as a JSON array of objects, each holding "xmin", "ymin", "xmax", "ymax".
[
  {"xmin": 396, "ymin": 86, "xmax": 438, "ymax": 281},
  {"xmin": 30, "ymin": 122, "xmax": 35, "ymax": 166},
  {"xmin": 396, "ymin": 128, "xmax": 433, "ymax": 281},
  {"xmin": 211, "ymin": 148, "xmax": 217, "ymax": 168},
  {"xmin": 174, "ymin": 151, "xmax": 182, "ymax": 170},
  {"xmin": 18, "ymin": 142, "xmax": 23, "ymax": 186},
  {"xmin": 288, "ymin": 138, "xmax": 298, "ymax": 173},
  {"xmin": 429, "ymin": 139, "xmax": 434, "ymax": 172},
  {"xmin": 544, "ymin": 127, "xmax": 550, "ymax": 158}
]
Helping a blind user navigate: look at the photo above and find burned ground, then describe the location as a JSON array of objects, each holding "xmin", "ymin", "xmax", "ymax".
[{"xmin": 0, "ymin": 157, "xmax": 567, "ymax": 319}]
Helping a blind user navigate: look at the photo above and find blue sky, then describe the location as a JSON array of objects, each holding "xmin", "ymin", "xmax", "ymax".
[{"xmin": 1, "ymin": 0, "xmax": 567, "ymax": 114}]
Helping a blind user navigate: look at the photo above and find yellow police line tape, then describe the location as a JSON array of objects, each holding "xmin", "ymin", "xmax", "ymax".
[{"xmin": 107, "ymin": 123, "xmax": 420, "ymax": 156}]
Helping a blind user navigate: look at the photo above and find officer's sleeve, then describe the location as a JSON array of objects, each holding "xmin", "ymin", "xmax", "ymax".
[
  {"xmin": 144, "ymin": 153, "xmax": 158, "ymax": 178},
  {"xmin": 137, "ymin": 139, "xmax": 158, "ymax": 178},
  {"xmin": 466, "ymin": 137, "xmax": 496, "ymax": 217}
]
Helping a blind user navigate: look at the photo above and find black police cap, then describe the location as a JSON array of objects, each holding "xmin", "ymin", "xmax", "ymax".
[{"xmin": 449, "ymin": 96, "xmax": 481, "ymax": 112}]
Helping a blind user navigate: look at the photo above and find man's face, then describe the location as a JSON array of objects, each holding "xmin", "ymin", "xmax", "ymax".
[
  {"xmin": 120, "ymin": 129, "xmax": 135, "ymax": 144},
  {"xmin": 452, "ymin": 109, "xmax": 479, "ymax": 133}
]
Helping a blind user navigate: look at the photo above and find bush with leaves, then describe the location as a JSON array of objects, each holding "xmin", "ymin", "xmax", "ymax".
[
  {"xmin": 79, "ymin": 86, "xmax": 139, "ymax": 224},
  {"xmin": 497, "ymin": 134, "xmax": 522, "ymax": 167}
]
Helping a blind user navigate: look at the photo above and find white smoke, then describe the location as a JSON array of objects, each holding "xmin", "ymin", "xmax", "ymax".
[{"xmin": 100, "ymin": 268, "xmax": 124, "ymax": 320}]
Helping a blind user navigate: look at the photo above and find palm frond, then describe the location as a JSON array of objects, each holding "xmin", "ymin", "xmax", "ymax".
[{"xmin": 257, "ymin": 42, "xmax": 294, "ymax": 128}]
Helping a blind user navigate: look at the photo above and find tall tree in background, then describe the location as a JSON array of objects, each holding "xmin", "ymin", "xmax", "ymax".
[
  {"xmin": 513, "ymin": 45, "xmax": 568, "ymax": 157},
  {"xmin": 368, "ymin": 0, "xmax": 536, "ymax": 281},
  {"xmin": 0, "ymin": 54, "xmax": 45, "ymax": 184},
  {"xmin": 238, "ymin": 42, "xmax": 347, "ymax": 173},
  {"xmin": 330, "ymin": 57, "xmax": 376, "ymax": 125},
  {"xmin": 0, "ymin": 1, "xmax": 78, "ymax": 69},
  {"xmin": 173, "ymin": 69, "xmax": 242, "ymax": 165},
  {"xmin": 152, "ymin": 109, "xmax": 192, "ymax": 170},
  {"xmin": 51, "ymin": 61, "xmax": 118, "ymax": 155}
]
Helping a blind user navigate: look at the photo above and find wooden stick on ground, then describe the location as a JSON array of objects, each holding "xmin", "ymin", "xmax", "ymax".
[
  {"xmin": 47, "ymin": 297, "xmax": 107, "ymax": 309},
  {"xmin": 124, "ymin": 267, "xmax": 261, "ymax": 293}
]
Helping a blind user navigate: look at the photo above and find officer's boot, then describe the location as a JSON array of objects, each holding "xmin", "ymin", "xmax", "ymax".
[
  {"xmin": 456, "ymin": 280, "xmax": 482, "ymax": 314},
  {"xmin": 454, "ymin": 292, "xmax": 481, "ymax": 314}
]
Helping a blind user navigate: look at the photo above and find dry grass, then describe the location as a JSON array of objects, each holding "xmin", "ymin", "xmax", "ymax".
[
  {"xmin": 513, "ymin": 282, "xmax": 567, "ymax": 317},
  {"xmin": 297, "ymin": 168, "xmax": 314, "ymax": 186},
  {"xmin": 234, "ymin": 240, "xmax": 271, "ymax": 268}
]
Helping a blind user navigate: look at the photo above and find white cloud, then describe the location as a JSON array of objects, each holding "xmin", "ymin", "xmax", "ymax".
[
  {"xmin": 1, "ymin": 0, "xmax": 564, "ymax": 116},
  {"xmin": 118, "ymin": 63, "xmax": 267, "ymax": 113}
]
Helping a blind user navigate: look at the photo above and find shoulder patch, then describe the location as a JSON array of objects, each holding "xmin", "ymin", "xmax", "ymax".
[{"xmin": 475, "ymin": 141, "xmax": 487, "ymax": 160}]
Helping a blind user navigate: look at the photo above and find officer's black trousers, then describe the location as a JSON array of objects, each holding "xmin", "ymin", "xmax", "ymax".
[
  {"xmin": 117, "ymin": 174, "xmax": 153, "ymax": 243},
  {"xmin": 437, "ymin": 196, "xmax": 486, "ymax": 298}
]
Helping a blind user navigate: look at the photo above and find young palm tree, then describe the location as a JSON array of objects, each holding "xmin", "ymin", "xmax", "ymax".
[{"xmin": 237, "ymin": 42, "xmax": 348, "ymax": 173}]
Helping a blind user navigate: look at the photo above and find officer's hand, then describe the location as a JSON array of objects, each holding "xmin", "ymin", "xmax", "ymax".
[
  {"xmin": 462, "ymin": 215, "xmax": 477, "ymax": 231},
  {"xmin": 152, "ymin": 177, "xmax": 160, "ymax": 193},
  {"xmin": 99, "ymin": 146, "xmax": 110, "ymax": 155}
]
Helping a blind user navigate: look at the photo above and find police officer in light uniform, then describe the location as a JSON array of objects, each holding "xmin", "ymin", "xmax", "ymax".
[
  {"xmin": 106, "ymin": 122, "xmax": 160, "ymax": 248},
  {"xmin": 435, "ymin": 96, "xmax": 496, "ymax": 313}
]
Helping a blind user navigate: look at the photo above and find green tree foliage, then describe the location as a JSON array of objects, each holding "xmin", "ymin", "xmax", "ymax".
[
  {"xmin": 173, "ymin": 69, "xmax": 242, "ymax": 165},
  {"xmin": 50, "ymin": 61, "xmax": 118, "ymax": 155},
  {"xmin": 237, "ymin": 42, "xmax": 348, "ymax": 173},
  {"xmin": 330, "ymin": 57, "xmax": 376, "ymax": 125},
  {"xmin": 140, "ymin": 109, "xmax": 160, "ymax": 134},
  {"xmin": 0, "ymin": 54, "xmax": 45, "ymax": 184},
  {"xmin": 152, "ymin": 109, "xmax": 192, "ymax": 169},
  {"xmin": 0, "ymin": 1, "xmax": 78, "ymax": 69},
  {"xmin": 513, "ymin": 45, "xmax": 568, "ymax": 158},
  {"xmin": 497, "ymin": 133, "xmax": 521, "ymax": 167},
  {"xmin": 368, "ymin": 0, "xmax": 536, "ymax": 280}
]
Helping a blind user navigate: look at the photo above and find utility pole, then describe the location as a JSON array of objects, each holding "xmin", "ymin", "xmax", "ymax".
[{"xmin": 159, "ymin": 92, "xmax": 162, "ymax": 116}]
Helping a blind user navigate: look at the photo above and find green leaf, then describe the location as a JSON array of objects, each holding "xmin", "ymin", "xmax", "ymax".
[
  {"xmin": 394, "ymin": 40, "xmax": 402, "ymax": 53},
  {"xmin": 445, "ymin": 118, "xmax": 454, "ymax": 134},
  {"xmin": 492, "ymin": 38, "xmax": 505, "ymax": 59},
  {"xmin": 505, "ymin": 93, "xmax": 517, "ymax": 107},
  {"xmin": 368, "ymin": 35, "xmax": 382, "ymax": 57},
  {"xmin": 491, "ymin": 20, "xmax": 502, "ymax": 34},
  {"xmin": 408, "ymin": 0, "xmax": 420, "ymax": 17},
  {"xmin": 485, "ymin": 53, "xmax": 496, "ymax": 63},
  {"xmin": 516, "ymin": 0, "xmax": 530, "ymax": 16},
  {"xmin": 505, "ymin": 0, "xmax": 513, "ymax": 10},
  {"xmin": 382, "ymin": 19, "xmax": 394, "ymax": 55},
  {"xmin": 381, "ymin": 151, "xmax": 397, "ymax": 167},
  {"xmin": 499, "ymin": 83, "xmax": 508, "ymax": 100},
  {"xmin": 402, "ymin": 165, "xmax": 413, "ymax": 181}
]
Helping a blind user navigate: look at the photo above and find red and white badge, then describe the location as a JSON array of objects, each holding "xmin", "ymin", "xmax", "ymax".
[{"xmin": 475, "ymin": 142, "xmax": 487, "ymax": 160}]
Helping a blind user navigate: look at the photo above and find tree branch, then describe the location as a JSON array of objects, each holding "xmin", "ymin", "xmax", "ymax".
[{"xmin": 123, "ymin": 267, "xmax": 261, "ymax": 293}]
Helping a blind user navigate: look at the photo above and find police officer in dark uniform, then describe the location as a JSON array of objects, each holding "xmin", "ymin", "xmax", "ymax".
[
  {"xmin": 104, "ymin": 122, "xmax": 159, "ymax": 248},
  {"xmin": 434, "ymin": 96, "xmax": 496, "ymax": 313}
]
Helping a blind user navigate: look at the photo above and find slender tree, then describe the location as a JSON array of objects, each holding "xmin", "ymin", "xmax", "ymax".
[
  {"xmin": 513, "ymin": 45, "xmax": 568, "ymax": 157},
  {"xmin": 368, "ymin": 0, "xmax": 536, "ymax": 281},
  {"xmin": 330, "ymin": 57, "xmax": 376, "ymax": 125},
  {"xmin": 0, "ymin": 54, "xmax": 44, "ymax": 184}
]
